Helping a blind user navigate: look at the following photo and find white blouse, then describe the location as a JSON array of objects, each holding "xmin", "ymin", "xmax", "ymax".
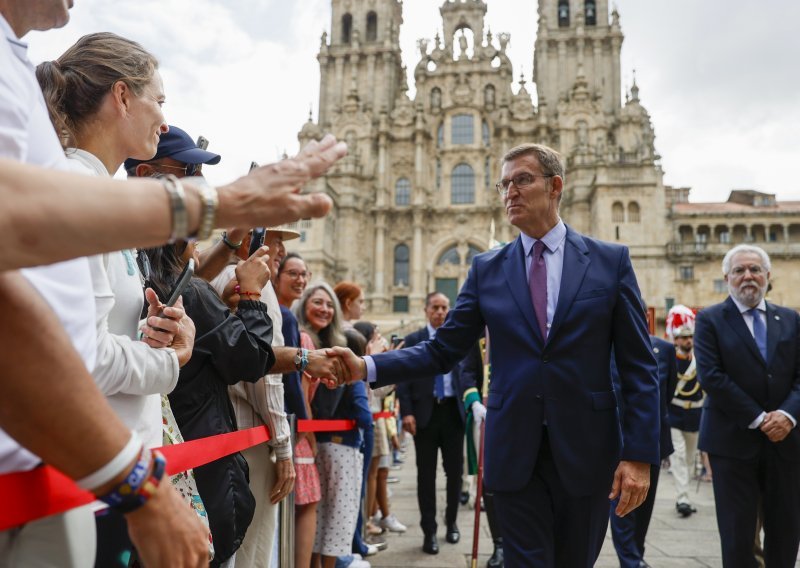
[{"xmin": 67, "ymin": 149, "xmax": 179, "ymax": 449}]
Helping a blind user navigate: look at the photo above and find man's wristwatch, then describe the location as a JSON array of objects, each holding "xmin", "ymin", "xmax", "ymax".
[
  {"xmin": 221, "ymin": 231, "xmax": 243, "ymax": 250},
  {"xmin": 294, "ymin": 348, "xmax": 309, "ymax": 372}
]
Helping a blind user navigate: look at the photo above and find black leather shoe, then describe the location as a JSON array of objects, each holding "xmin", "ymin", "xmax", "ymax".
[
  {"xmin": 676, "ymin": 502, "xmax": 696, "ymax": 517},
  {"xmin": 487, "ymin": 543, "xmax": 504, "ymax": 567},
  {"xmin": 446, "ymin": 523, "xmax": 460, "ymax": 544},
  {"xmin": 459, "ymin": 491, "xmax": 470, "ymax": 505},
  {"xmin": 422, "ymin": 534, "xmax": 439, "ymax": 554}
]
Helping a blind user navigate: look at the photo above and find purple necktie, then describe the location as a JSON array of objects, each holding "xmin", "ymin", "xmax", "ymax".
[{"xmin": 529, "ymin": 240, "xmax": 548, "ymax": 340}]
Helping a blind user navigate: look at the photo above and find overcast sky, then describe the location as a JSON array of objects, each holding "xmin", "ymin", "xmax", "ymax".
[{"xmin": 26, "ymin": 0, "xmax": 800, "ymax": 203}]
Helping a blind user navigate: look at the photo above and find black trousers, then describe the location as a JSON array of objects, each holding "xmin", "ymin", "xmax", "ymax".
[
  {"xmin": 709, "ymin": 446, "xmax": 800, "ymax": 568},
  {"xmin": 413, "ymin": 397, "xmax": 464, "ymax": 535},
  {"xmin": 493, "ymin": 430, "xmax": 609, "ymax": 567}
]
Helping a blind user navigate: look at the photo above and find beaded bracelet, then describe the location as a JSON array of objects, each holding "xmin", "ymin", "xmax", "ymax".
[{"xmin": 114, "ymin": 450, "xmax": 167, "ymax": 514}]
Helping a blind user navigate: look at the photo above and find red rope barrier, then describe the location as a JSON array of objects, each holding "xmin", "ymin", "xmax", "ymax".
[{"xmin": 0, "ymin": 415, "xmax": 391, "ymax": 531}]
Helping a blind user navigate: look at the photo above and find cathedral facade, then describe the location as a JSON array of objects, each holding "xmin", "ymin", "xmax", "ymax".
[{"xmin": 289, "ymin": 0, "xmax": 800, "ymax": 328}]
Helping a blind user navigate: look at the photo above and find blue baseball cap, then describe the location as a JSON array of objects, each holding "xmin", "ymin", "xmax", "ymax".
[{"xmin": 124, "ymin": 125, "xmax": 221, "ymax": 171}]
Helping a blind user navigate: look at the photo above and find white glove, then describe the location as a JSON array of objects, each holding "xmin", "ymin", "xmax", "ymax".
[{"xmin": 471, "ymin": 401, "xmax": 487, "ymax": 424}]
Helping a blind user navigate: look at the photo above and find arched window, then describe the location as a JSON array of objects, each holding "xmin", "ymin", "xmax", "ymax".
[
  {"xmin": 430, "ymin": 87, "xmax": 442, "ymax": 112},
  {"xmin": 394, "ymin": 244, "xmax": 409, "ymax": 286},
  {"xmin": 451, "ymin": 163, "xmax": 475, "ymax": 204},
  {"xmin": 558, "ymin": 0, "xmax": 570, "ymax": 27},
  {"xmin": 451, "ymin": 114, "xmax": 474, "ymax": 144},
  {"xmin": 341, "ymin": 13, "xmax": 352, "ymax": 43},
  {"xmin": 437, "ymin": 123, "xmax": 444, "ymax": 148},
  {"xmin": 585, "ymin": 0, "xmax": 597, "ymax": 25},
  {"xmin": 465, "ymin": 245, "xmax": 482, "ymax": 265},
  {"xmin": 612, "ymin": 201, "xmax": 625, "ymax": 223},
  {"xmin": 482, "ymin": 120, "xmax": 490, "ymax": 147},
  {"xmin": 438, "ymin": 246, "xmax": 460, "ymax": 265},
  {"xmin": 395, "ymin": 178, "xmax": 411, "ymax": 206},
  {"xmin": 366, "ymin": 11, "xmax": 377, "ymax": 41},
  {"xmin": 627, "ymin": 201, "xmax": 640, "ymax": 223}
]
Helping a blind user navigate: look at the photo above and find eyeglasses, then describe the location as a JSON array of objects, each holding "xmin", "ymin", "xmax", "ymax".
[
  {"xmin": 155, "ymin": 162, "xmax": 203, "ymax": 177},
  {"xmin": 730, "ymin": 264, "xmax": 764, "ymax": 277},
  {"xmin": 496, "ymin": 172, "xmax": 555, "ymax": 197},
  {"xmin": 282, "ymin": 270, "xmax": 312, "ymax": 280}
]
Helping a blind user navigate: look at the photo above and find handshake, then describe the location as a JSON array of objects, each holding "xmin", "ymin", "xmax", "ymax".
[{"xmin": 302, "ymin": 346, "xmax": 368, "ymax": 388}]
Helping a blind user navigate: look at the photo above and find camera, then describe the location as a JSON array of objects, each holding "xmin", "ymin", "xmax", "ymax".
[{"xmin": 391, "ymin": 334, "xmax": 401, "ymax": 347}]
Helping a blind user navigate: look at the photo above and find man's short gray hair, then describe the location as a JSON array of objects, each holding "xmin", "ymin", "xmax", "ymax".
[
  {"xmin": 502, "ymin": 143, "xmax": 565, "ymax": 180},
  {"xmin": 721, "ymin": 244, "xmax": 771, "ymax": 276}
]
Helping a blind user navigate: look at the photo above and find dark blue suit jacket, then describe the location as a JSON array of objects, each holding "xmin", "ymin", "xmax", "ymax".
[
  {"xmin": 650, "ymin": 336, "xmax": 676, "ymax": 460},
  {"xmin": 695, "ymin": 297, "xmax": 800, "ymax": 461},
  {"xmin": 280, "ymin": 305, "xmax": 307, "ymax": 420},
  {"xmin": 396, "ymin": 326, "xmax": 473, "ymax": 429},
  {"xmin": 610, "ymin": 337, "xmax": 674, "ymax": 460},
  {"xmin": 372, "ymin": 227, "xmax": 659, "ymax": 495}
]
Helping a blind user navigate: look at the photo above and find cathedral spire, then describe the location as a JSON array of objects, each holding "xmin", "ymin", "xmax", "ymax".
[{"xmin": 630, "ymin": 69, "xmax": 640, "ymax": 102}]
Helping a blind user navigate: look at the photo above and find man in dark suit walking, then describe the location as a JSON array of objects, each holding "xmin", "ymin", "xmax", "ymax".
[
  {"xmin": 695, "ymin": 244, "xmax": 800, "ymax": 568},
  {"xmin": 333, "ymin": 143, "xmax": 659, "ymax": 567},
  {"xmin": 610, "ymin": 336, "xmax": 675, "ymax": 568},
  {"xmin": 396, "ymin": 292, "xmax": 482, "ymax": 554}
]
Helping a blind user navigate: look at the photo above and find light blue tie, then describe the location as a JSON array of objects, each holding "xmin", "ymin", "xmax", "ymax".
[
  {"xmin": 434, "ymin": 374, "xmax": 445, "ymax": 400},
  {"xmin": 749, "ymin": 308, "xmax": 767, "ymax": 361}
]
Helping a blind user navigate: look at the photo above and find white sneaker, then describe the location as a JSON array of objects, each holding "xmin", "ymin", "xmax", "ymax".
[
  {"xmin": 363, "ymin": 543, "xmax": 380, "ymax": 557},
  {"xmin": 379, "ymin": 514, "xmax": 407, "ymax": 533},
  {"xmin": 345, "ymin": 557, "xmax": 371, "ymax": 568}
]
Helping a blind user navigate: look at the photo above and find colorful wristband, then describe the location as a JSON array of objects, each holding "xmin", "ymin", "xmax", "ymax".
[{"xmin": 97, "ymin": 448, "xmax": 167, "ymax": 514}]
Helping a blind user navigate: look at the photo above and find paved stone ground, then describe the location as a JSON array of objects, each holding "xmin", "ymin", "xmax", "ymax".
[{"xmin": 367, "ymin": 434, "xmax": 799, "ymax": 568}]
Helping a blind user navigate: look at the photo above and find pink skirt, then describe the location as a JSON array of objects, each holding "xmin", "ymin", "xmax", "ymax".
[{"xmin": 293, "ymin": 436, "xmax": 321, "ymax": 505}]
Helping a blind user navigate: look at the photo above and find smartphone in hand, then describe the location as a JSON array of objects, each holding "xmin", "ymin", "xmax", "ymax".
[
  {"xmin": 160, "ymin": 258, "xmax": 194, "ymax": 313},
  {"xmin": 391, "ymin": 334, "xmax": 401, "ymax": 347},
  {"xmin": 249, "ymin": 228, "xmax": 266, "ymax": 258}
]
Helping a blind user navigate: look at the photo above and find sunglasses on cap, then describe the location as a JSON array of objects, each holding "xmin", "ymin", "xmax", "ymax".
[{"xmin": 154, "ymin": 162, "xmax": 203, "ymax": 177}]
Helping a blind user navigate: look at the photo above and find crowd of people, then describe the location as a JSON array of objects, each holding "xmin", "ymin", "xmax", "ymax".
[
  {"xmin": 6, "ymin": 19, "xmax": 411, "ymax": 567},
  {"xmin": 1, "ymin": 2, "xmax": 798, "ymax": 568}
]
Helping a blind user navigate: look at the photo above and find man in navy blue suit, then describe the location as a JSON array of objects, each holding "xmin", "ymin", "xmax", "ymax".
[
  {"xmin": 610, "ymin": 336, "xmax": 675, "ymax": 568},
  {"xmin": 695, "ymin": 244, "xmax": 800, "ymax": 568},
  {"xmin": 333, "ymin": 143, "xmax": 659, "ymax": 567}
]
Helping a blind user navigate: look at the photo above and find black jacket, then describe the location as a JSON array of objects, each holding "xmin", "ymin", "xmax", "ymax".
[
  {"xmin": 396, "ymin": 326, "xmax": 473, "ymax": 429},
  {"xmin": 610, "ymin": 337, "xmax": 675, "ymax": 460},
  {"xmin": 169, "ymin": 279, "xmax": 275, "ymax": 565}
]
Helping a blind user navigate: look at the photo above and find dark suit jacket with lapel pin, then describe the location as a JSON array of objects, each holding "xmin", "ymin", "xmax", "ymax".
[{"xmin": 695, "ymin": 296, "xmax": 800, "ymax": 461}]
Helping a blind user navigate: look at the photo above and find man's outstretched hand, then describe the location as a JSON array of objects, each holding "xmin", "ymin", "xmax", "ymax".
[
  {"xmin": 326, "ymin": 346, "xmax": 367, "ymax": 385},
  {"xmin": 306, "ymin": 348, "xmax": 352, "ymax": 389}
]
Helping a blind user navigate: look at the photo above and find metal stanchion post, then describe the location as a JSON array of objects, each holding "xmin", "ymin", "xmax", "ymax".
[{"xmin": 278, "ymin": 414, "xmax": 296, "ymax": 568}]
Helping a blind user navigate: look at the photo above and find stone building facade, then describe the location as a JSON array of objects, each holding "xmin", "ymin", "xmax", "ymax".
[{"xmin": 288, "ymin": 0, "xmax": 800, "ymax": 329}]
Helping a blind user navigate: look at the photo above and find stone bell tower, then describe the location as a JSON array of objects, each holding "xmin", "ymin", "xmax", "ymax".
[
  {"xmin": 317, "ymin": 0, "xmax": 405, "ymax": 128},
  {"xmin": 533, "ymin": 0, "xmax": 622, "ymax": 115}
]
